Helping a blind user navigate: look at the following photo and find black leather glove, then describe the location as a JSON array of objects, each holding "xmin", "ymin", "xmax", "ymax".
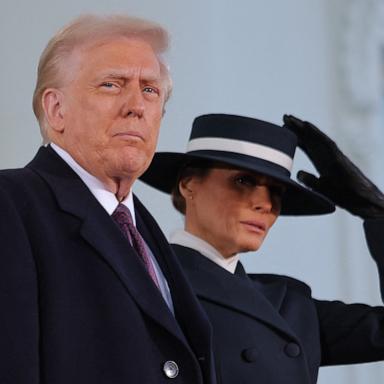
[{"xmin": 283, "ymin": 114, "xmax": 384, "ymax": 219}]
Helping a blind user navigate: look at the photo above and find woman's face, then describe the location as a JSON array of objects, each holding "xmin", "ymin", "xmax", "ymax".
[{"xmin": 181, "ymin": 166, "xmax": 283, "ymax": 258}]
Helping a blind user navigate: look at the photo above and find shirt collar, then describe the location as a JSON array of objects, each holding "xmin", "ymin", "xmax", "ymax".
[
  {"xmin": 50, "ymin": 143, "xmax": 136, "ymax": 224},
  {"xmin": 169, "ymin": 229, "xmax": 240, "ymax": 274}
]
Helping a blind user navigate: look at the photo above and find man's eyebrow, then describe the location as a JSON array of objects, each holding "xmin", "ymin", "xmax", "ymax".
[{"xmin": 98, "ymin": 70, "xmax": 162, "ymax": 82}]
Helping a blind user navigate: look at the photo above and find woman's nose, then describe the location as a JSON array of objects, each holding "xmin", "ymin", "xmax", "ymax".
[{"xmin": 251, "ymin": 185, "xmax": 273, "ymax": 213}]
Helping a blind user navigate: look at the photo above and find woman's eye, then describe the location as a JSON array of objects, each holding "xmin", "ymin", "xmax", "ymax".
[
  {"xmin": 270, "ymin": 186, "xmax": 286, "ymax": 198},
  {"xmin": 235, "ymin": 175, "xmax": 255, "ymax": 186}
]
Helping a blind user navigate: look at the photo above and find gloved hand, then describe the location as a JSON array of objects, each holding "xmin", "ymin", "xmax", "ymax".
[{"xmin": 283, "ymin": 114, "xmax": 384, "ymax": 219}]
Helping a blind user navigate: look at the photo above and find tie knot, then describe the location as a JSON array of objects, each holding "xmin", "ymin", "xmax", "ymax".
[{"xmin": 112, "ymin": 203, "xmax": 134, "ymax": 227}]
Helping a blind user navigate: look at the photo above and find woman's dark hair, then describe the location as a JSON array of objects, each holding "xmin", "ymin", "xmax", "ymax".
[{"xmin": 171, "ymin": 159, "xmax": 216, "ymax": 214}]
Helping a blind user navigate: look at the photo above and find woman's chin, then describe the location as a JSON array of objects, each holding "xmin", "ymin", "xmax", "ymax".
[{"xmin": 238, "ymin": 241, "xmax": 262, "ymax": 254}]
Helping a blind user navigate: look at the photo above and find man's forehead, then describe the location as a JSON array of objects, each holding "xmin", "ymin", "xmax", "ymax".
[
  {"xmin": 67, "ymin": 37, "xmax": 161, "ymax": 77},
  {"xmin": 78, "ymin": 36, "xmax": 157, "ymax": 58}
]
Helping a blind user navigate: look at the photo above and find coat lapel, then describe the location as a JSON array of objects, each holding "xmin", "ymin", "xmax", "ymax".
[
  {"xmin": 173, "ymin": 244, "xmax": 300, "ymax": 343},
  {"xmin": 134, "ymin": 198, "xmax": 216, "ymax": 381},
  {"xmin": 235, "ymin": 263, "xmax": 287, "ymax": 311},
  {"xmin": 26, "ymin": 147, "xmax": 189, "ymax": 346}
]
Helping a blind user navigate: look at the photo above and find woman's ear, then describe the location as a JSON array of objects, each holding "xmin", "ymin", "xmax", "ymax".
[
  {"xmin": 179, "ymin": 177, "xmax": 195, "ymax": 200},
  {"xmin": 42, "ymin": 88, "xmax": 65, "ymax": 133}
]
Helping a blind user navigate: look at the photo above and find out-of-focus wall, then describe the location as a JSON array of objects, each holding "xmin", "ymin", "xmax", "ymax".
[{"xmin": 1, "ymin": 0, "xmax": 383, "ymax": 382}]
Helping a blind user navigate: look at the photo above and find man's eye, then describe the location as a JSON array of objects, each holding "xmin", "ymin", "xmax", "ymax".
[
  {"xmin": 143, "ymin": 86, "xmax": 159, "ymax": 95},
  {"xmin": 101, "ymin": 82, "xmax": 117, "ymax": 88}
]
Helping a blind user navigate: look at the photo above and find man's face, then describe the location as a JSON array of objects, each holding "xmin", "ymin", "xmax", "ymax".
[{"xmin": 56, "ymin": 37, "xmax": 165, "ymax": 188}]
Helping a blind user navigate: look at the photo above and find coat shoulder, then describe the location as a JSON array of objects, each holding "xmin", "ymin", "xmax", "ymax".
[
  {"xmin": 0, "ymin": 167, "xmax": 45, "ymax": 210},
  {"xmin": 248, "ymin": 273, "xmax": 312, "ymax": 295},
  {"xmin": 0, "ymin": 167, "xmax": 40, "ymax": 191}
]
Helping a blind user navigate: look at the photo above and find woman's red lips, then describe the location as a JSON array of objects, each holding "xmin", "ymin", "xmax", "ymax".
[{"xmin": 240, "ymin": 220, "xmax": 267, "ymax": 232}]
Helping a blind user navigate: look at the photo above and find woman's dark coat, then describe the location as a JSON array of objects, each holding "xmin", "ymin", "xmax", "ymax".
[{"xmin": 172, "ymin": 219, "xmax": 384, "ymax": 383}]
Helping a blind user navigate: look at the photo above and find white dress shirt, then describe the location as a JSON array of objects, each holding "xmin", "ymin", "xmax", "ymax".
[
  {"xmin": 170, "ymin": 229, "xmax": 240, "ymax": 274},
  {"xmin": 51, "ymin": 143, "xmax": 174, "ymax": 313}
]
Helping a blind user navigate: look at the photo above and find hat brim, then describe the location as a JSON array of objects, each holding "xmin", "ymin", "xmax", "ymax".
[{"xmin": 140, "ymin": 152, "xmax": 335, "ymax": 216}]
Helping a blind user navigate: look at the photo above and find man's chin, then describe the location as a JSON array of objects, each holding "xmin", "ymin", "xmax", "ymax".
[
  {"xmin": 109, "ymin": 148, "xmax": 149, "ymax": 170},
  {"xmin": 115, "ymin": 161, "xmax": 149, "ymax": 181}
]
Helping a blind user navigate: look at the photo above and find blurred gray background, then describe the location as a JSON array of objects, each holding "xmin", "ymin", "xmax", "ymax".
[{"xmin": 1, "ymin": 0, "xmax": 384, "ymax": 382}]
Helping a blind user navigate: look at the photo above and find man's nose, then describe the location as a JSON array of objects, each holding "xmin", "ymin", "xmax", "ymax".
[
  {"xmin": 121, "ymin": 84, "xmax": 145, "ymax": 118},
  {"xmin": 251, "ymin": 185, "xmax": 273, "ymax": 213}
]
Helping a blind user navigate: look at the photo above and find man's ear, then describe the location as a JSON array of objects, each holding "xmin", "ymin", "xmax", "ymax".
[{"xmin": 41, "ymin": 88, "xmax": 65, "ymax": 133}]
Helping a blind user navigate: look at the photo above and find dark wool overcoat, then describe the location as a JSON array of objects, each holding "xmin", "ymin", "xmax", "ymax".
[{"xmin": 0, "ymin": 146, "xmax": 216, "ymax": 384}]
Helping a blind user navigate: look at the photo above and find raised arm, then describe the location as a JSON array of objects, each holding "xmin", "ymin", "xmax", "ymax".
[{"xmin": 284, "ymin": 114, "xmax": 384, "ymax": 298}]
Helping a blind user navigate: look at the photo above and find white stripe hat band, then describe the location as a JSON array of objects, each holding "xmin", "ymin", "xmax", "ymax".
[{"xmin": 187, "ymin": 137, "xmax": 293, "ymax": 172}]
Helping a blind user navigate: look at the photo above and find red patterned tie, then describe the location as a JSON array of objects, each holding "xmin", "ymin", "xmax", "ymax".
[{"xmin": 112, "ymin": 204, "xmax": 160, "ymax": 288}]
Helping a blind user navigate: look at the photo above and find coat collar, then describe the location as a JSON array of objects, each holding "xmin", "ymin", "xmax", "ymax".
[
  {"xmin": 26, "ymin": 147, "xmax": 214, "ymax": 363},
  {"xmin": 173, "ymin": 244, "xmax": 300, "ymax": 343}
]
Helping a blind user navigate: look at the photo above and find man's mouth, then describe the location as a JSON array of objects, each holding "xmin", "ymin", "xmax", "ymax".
[{"xmin": 113, "ymin": 131, "xmax": 145, "ymax": 141}]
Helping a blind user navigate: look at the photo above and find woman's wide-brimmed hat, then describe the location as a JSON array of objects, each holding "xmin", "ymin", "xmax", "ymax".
[{"xmin": 140, "ymin": 114, "xmax": 335, "ymax": 215}]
